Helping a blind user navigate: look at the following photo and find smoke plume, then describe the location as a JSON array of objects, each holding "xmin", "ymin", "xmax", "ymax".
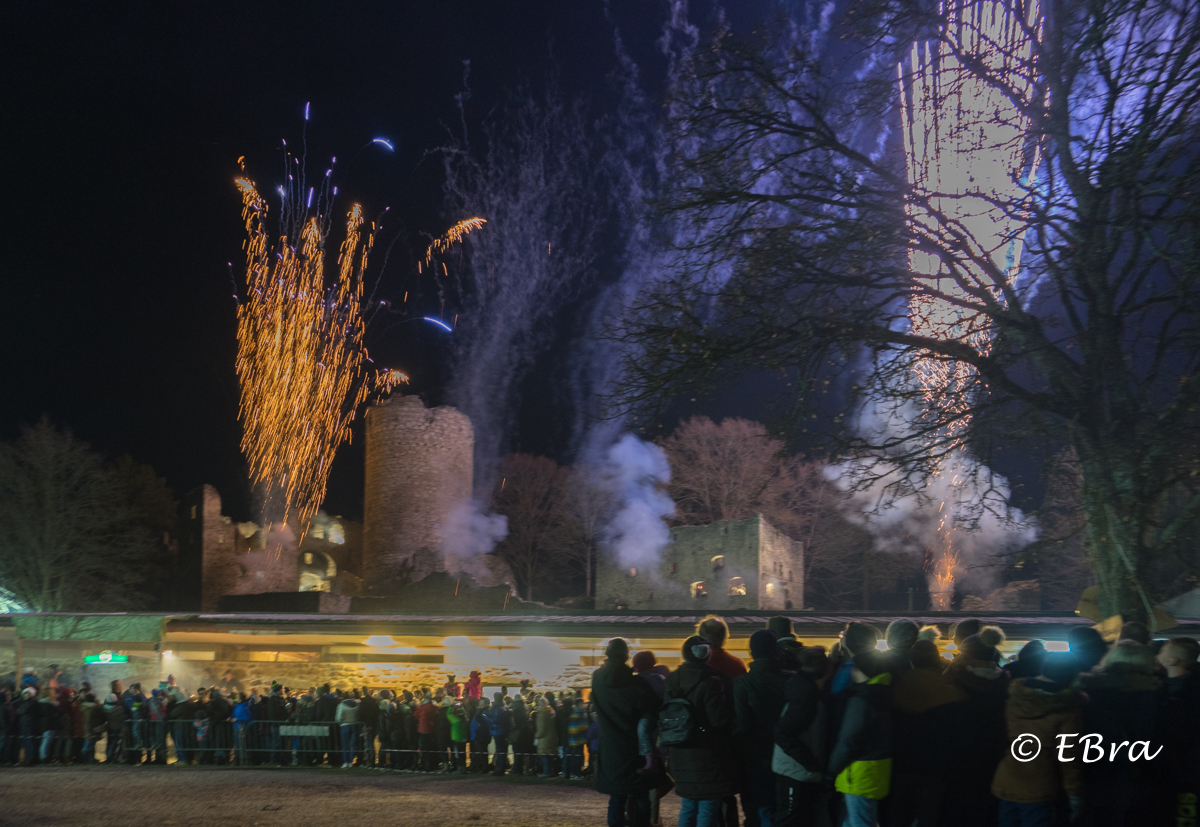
[{"xmin": 601, "ymin": 434, "xmax": 676, "ymax": 570}]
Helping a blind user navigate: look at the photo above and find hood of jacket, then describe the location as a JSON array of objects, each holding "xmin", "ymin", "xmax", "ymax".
[
  {"xmin": 340, "ymin": 698, "xmax": 360, "ymax": 708},
  {"xmin": 892, "ymin": 665, "xmax": 965, "ymax": 714},
  {"xmin": 1074, "ymin": 663, "xmax": 1159, "ymax": 693},
  {"xmin": 671, "ymin": 659, "xmax": 721, "ymax": 696},
  {"xmin": 1008, "ymin": 678, "xmax": 1083, "ymax": 719}
]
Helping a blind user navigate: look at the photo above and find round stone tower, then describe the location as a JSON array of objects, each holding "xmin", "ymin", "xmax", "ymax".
[{"xmin": 363, "ymin": 394, "xmax": 474, "ymax": 591}]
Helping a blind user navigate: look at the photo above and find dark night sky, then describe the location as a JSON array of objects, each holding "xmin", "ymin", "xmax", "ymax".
[
  {"xmin": 5, "ymin": 1, "xmax": 1045, "ymax": 523},
  {"xmin": 5, "ymin": 1, "xmax": 680, "ymax": 521}
]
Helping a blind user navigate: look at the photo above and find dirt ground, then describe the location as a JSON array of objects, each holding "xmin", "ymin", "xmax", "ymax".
[{"xmin": 0, "ymin": 766, "xmax": 683, "ymax": 827}]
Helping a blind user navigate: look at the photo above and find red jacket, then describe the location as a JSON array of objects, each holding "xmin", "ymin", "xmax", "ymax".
[
  {"xmin": 414, "ymin": 701, "xmax": 439, "ymax": 734},
  {"xmin": 707, "ymin": 647, "xmax": 748, "ymax": 680}
]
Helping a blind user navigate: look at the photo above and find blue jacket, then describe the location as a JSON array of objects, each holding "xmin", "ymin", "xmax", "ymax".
[{"xmin": 471, "ymin": 710, "xmax": 492, "ymax": 741}]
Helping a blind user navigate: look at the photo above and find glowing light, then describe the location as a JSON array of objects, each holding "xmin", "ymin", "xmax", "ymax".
[
  {"xmin": 234, "ymin": 169, "xmax": 405, "ymax": 541},
  {"xmin": 898, "ymin": 0, "xmax": 1041, "ymax": 607},
  {"xmin": 372, "ymin": 138, "xmax": 394, "ymax": 151},
  {"xmin": 424, "ymin": 217, "xmax": 486, "ymax": 265},
  {"xmin": 304, "ymin": 102, "xmax": 310, "ymax": 121},
  {"xmin": 875, "ymin": 640, "xmax": 890, "ymax": 651},
  {"xmin": 424, "ymin": 316, "xmax": 452, "ymax": 333},
  {"xmin": 364, "ymin": 635, "xmax": 397, "ymax": 647},
  {"xmin": 1044, "ymin": 641, "xmax": 1069, "ymax": 652}
]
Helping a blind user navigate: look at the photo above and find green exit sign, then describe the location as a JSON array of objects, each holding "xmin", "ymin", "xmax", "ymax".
[{"xmin": 84, "ymin": 651, "xmax": 128, "ymax": 664}]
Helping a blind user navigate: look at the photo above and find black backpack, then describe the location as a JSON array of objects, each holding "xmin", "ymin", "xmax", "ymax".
[{"xmin": 657, "ymin": 696, "xmax": 698, "ymax": 746}]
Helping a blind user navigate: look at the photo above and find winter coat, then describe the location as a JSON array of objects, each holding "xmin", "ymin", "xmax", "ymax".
[
  {"xmin": 266, "ymin": 693, "xmax": 288, "ymax": 723},
  {"xmin": 414, "ymin": 700, "xmax": 438, "ymax": 735},
  {"xmin": 535, "ymin": 706, "xmax": 558, "ymax": 754},
  {"xmin": 944, "ymin": 657, "xmax": 1009, "ymax": 816},
  {"xmin": 1155, "ymin": 668, "xmax": 1200, "ymax": 794},
  {"xmin": 335, "ymin": 699, "xmax": 360, "ymax": 725},
  {"xmin": 890, "ymin": 663, "xmax": 966, "ymax": 778},
  {"xmin": 591, "ymin": 657, "xmax": 662, "ymax": 796},
  {"xmin": 638, "ymin": 671, "xmax": 667, "ymax": 701},
  {"xmin": 828, "ymin": 672, "xmax": 893, "ymax": 800},
  {"xmin": 706, "ymin": 647, "xmax": 748, "ymax": 680},
  {"xmin": 555, "ymin": 700, "xmax": 572, "ymax": 747},
  {"xmin": 103, "ymin": 700, "xmax": 127, "ymax": 731},
  {"xmin": 663, "ymin": 660, "xmax": 740, "ymax": 800},
  {"xmin": 465, "ymin": 672, "xmax": 483, "ymax": 701},
  {"xmin": 82, "ymin": 701, "xmax": 106, "ymax": 737},
  {"xmin": 470, "ymin": 709, "xmax": 492, "ymax": 742},
  {"xmin": 448, "ymin": 704, "xmax": 470, "ymax": 743},
  {"xmin": 486, "ymin": 703, "xmax": 510, "ymax": 738},
  {"xmin": 773, "ymin": 671, "xmax": 828, "ymax": 783},
  {"xmin": 358, "ymin": 694, "xmax": 379, "ymax": 728},
  {"xmin": 775, "ymin": 635, "xmax": 805, "ymax": 671},
  {"xmin": 14, "ymin": 696, "xmax": 40, "ymax": 737},
  {"xmin": 733, "ymin": 658, "xmax": 789, "ymax": 771},
  {"xmin": 1074, "ymin": 663, "xmax": 1160, "ymax": 821},
  {"xmin": 314, "ymin": 692, "xmax": 338, "ymax": 723},
  {"xmin": 232, "ymin": 701, "xmax": 252, "ymax": 729},
  {"xmin": 568, "ymin": 707, "xmax": 589, "ymax": 747},
  {"xmin": 991, "ymin": 677, "xmax": 1085, "ymax": 803},
  {"xmin": 37, "ymin": 698, "xmax": 60, "ymax": 734}
]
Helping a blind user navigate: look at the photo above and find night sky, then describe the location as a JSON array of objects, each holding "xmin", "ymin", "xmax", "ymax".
[{"xmin": 6, "ymin": 1, "xmax": 685, "ymax": 521}]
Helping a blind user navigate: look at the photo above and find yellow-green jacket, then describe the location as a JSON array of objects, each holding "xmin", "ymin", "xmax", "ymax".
[{"xmin": 830, "ymin": 672, "xmax": 893, "ymax": 799}]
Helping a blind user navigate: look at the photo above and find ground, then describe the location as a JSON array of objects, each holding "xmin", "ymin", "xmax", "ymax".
[{"xmin": 0, "ymin": 767, "xmax": 683, "ymax": 827}]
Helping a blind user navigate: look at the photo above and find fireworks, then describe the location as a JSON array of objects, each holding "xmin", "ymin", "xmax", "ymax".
[
  {"xmin": 234, "ymin": 167, "xmax": 404, "ymax": 540},
  {"xmin": 898, "ymin": 0, "xmax": 1041, "ymax": 606},
  {"xmin": 424, "ymin": 217, "xmax": 486, "ymax": 265}
]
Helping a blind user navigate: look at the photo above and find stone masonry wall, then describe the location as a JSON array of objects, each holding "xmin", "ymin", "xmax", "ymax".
[
  {"xmin": 363, "ymin": 395, "xmax": 473, "ymax": 592},
  {"xmin": 196, "ymin": 485, "xmax": 241, "ymax": 612}
]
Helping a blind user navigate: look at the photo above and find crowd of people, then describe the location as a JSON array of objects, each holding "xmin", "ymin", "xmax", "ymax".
[
  {"xmin": 1, "ymin": 615, "xmax": 1198, "ymax": 827},
  {"xmin": 0, "ymin": 667, "xmax": 597, "ymax": 777},
  {"xmin": 589, "ymin": 616, "xmax": 1199, "ymax": 827}
]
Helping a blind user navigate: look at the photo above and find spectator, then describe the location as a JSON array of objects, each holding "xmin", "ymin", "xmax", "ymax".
[
  {"xmin": 943, "ymin": 627, "xmax": 1010, "ymax": 825},
  {"xmin": 414, "ymin": 691, "xmax": 438, "ymax": 772},
  {"xmin": 1118, "ymin": 621, "xmax": 1151, "ymax": 646},
  {"xmin": 1154, "ymin": 637, "xmax": 1200, "ymax": 827},
  {"xmin": 535, "ymin": 696, "xmax": 558, "ymax": 776},
  {"xmin": 828, "ymin": 649, "xmax": 894, "ymax": 827},
  {"xmin": 698, "ymin": 615, "xmax": 747, "ymax": 679},
  {"xmin": 487, "ymin": 692, "xmax": 511, "ymax": 775},
  {"xmin": 511, "ymin": 696, "xmax": 534, "ymax": 775},
  {"xmin": 80, "ymin": 692, "xmax": 104, "ymax": 765},
  {"xmin": 1072, "ymin": 641, "xmax": 1159, "ymax": 827},
  {"xmin": 774, "ymin": 647, "xmax": 832, "ymax": 827},
  {"xmin": 358, "ymin": 687, "xmax": 379, "ymax": 769},
  {"xmin": 884, "ymin": 638, "xmax": 965, "ymax": 827},
  {"xmin": 465, "ymin": 671, "xmax": 483, "ymax": 701},
  {"xmin": 767, "ymin": 616, "xmax": 804, "ymax": 670},
  {"xmin": 1002, "ymin": 640, "xmax": 1047, "ymax": 680},
  {"xmin": 666, "ymin": 635, "xmax": 741, "ymax": 827},
  {"xmin": 335, "ymin": 693, "xmax": 360, "ymax": 769},
  {"xmin": 734, "ymin": 629, "xmax": 789, "ymax": 827},
  {"xmin": 632, "ymin": 651, "xmax": 667, "ymax": 774},
  {"xmin": 591, "ymin": 637, "xmax": 662, "ymax": 827},
  {"xmin": 884, "ymin": 620, "xmax": 919, "ymax": 674},
  {"xmin": 1067, "ymin": 626, "xmax": 1109, "ymax": 673},
  {"xmin": 567, "ymin": 697, "xmax": 589, "ymax": 779},
  {"xmin": 991, "ymin": 652, "xmax": 1085, "ymax": 826},
  {"xmin": 470, "ymin": 697, "xmax": 492, "ymax": 773},
  {"xmin": 102, "ymin": 693, "xmax": 126, "ymax": 764},
  {"xmin": 832, "ymin": 623, "xmax": 881, "ymax": 695},
  {"xmin": 448, "ymin": 699, "xmax": 470, "ymax": 773},
  {"xmin": 555, "ymin": 691, "xmax": 574, "ymax": 778}
]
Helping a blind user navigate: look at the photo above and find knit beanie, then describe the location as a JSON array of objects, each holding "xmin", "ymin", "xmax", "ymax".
[
  {"xmin": 749, "ymin": 629, "xmax": 778, "ymax": 660},
  {"xmin": 631, "ymin": 651, "xmax": 657, "ymax": 673},
  {"xmin": 909, "ymin": 639, "xmax": 942, "ymax": 669}
]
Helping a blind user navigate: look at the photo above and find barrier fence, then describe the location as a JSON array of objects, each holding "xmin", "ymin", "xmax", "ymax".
[{"xmin": 1, "ymin": 721, "xmax": 592, "ymax": 777}]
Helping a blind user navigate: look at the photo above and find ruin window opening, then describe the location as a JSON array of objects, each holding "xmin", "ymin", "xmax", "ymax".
[
  {"xmin": 690, "ymin": 581, "xmax": 708, "ymax": 598},
  {"xmin": 711, "ymin": 555, "xmax": 725, "ymax": 572},
  {"xmin": 727, "ymin": 577, "xmax": 747, "ymax": 596}
]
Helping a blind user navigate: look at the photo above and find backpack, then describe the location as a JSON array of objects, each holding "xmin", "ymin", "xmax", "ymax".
[{"xmin": 658, "ymin": 697, "xmax": 698, "ymax": 747}]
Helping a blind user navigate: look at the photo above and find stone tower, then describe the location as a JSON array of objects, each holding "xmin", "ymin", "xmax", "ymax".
[{"xmin": 363, "ymin": 394, "xmax": 474, "ymax": 591}]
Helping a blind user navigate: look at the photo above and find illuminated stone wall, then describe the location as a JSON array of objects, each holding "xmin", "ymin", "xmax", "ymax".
[
  {"xmin": 363, "ymin": 395, "xmax": 474, "ymax": 592},
  {"xmin": 595, "ymin": 515, "xmax": 803, "ymax": 611}
]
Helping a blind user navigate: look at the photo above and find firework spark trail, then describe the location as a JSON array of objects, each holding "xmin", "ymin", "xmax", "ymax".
[
  {"xmin": 234, "ymin": 167, "xmax": 405, "ymax": 544},
  {"xmin": 898, "ymin": 0, "xmax": 1041, "ymax": 605},
  {"xmin": 424, "ymin": 217, "xmax": 487, "ymax": 265}
]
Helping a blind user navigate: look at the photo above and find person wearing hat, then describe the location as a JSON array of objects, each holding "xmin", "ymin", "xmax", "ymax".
[
  {"xmin": 735, "ymin": 629, "xmax": 789, "ymax": 827},
  {"xmin": 591, "ymin": 638, "xmax": 662, "ymax": 827},
  {"xmin": 665, "ymin": 635, "xmax": 740, "ymax": 827},
  {"xmin": 767, "ymin": 616, "xmax": 804, "ymax": 670}
]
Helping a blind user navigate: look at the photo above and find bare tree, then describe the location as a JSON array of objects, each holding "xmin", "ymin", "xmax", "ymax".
[
  {"xmin": 617, "ymin": 0, "xmax": 1200, "ymax": 620},
  {"xmin": 0, "ymin": 421, "xmax": 162, "ymax": 611},
  {"xmin": 660, "ymin": 417, "xmax": 780, "ymax": 524},
  {"xmin": 491, "ymin": 453, "xmax": 573, "ymax": 602},
  {"xmin": 560, "ymin": 465, "xmax": 616, "ymax": 599}
]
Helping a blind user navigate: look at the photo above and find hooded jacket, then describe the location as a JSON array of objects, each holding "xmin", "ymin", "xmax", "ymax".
[
  {"xmin": 890, "ymin": 662, "xmax": 966, "ymax": 777},
  {"xmin": 828, "ymin": 672, "xmax": 893, "ymax": 799},
  {"xmin": 663, "ymin": 659, "xmax": 740, "ymax": 800},
  {"xmin": 591, "ymin": 657, "xmax": 662, "ymax": 796},
  {"xmin": 991, "ymin": 678, "xmax": 1085, "ymax": 803},
  {"xmin": 414, "ymin": 699, "xmax": 438, "ymax": 734},
  {"xmin": 335, "ymin": 698, "xmax": 360, "ymax": 725},
  {"xmin": 534, "ymin": 705, "xmax": 558, "ymax": 754},
  {"xmin": 465, "ymin": 672, "xmax": 483, "ymax": 701}
]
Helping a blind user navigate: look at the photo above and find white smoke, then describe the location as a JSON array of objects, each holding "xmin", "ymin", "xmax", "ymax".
[
  {"xmin": 830, "ymin": 398, "xmax": 1037, "ymax": 597},
  {"xmin": 601, "ymin": 434, "xmax": 675, "ymax": 570},
  {"xmin": 440, "ymin": 498, "xmax": 509, "ymax": 579}
]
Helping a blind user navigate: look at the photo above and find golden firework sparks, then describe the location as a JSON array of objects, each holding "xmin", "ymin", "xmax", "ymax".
[
  {"xmin": 234, "ymin": 172, "xmax": 405, "ymax": 541},
  {"xmin": 898, "ymin": 1, "xmax": 1041, "ymax": 604},
  {"xmin": 424, "ymin": 217, "xmax": 486, "ymax": 265}
]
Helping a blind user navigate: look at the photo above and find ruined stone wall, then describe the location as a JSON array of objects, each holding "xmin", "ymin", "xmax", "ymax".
[
  {"xmin": 363, "ymin": 395, "xmax": 474, "ymax": 592},
  {"xmin": 193, "ymin": 486, "xmax": 241, "ymax": 612},
  {"xmin": 595, "ymin": 515, "xmax": 804, "ymax": 611}
]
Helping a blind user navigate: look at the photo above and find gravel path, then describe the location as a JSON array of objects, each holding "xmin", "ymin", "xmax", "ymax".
[{"xmin": 0, "ymin": 767, "xmax": 682, "ymax": 827}]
